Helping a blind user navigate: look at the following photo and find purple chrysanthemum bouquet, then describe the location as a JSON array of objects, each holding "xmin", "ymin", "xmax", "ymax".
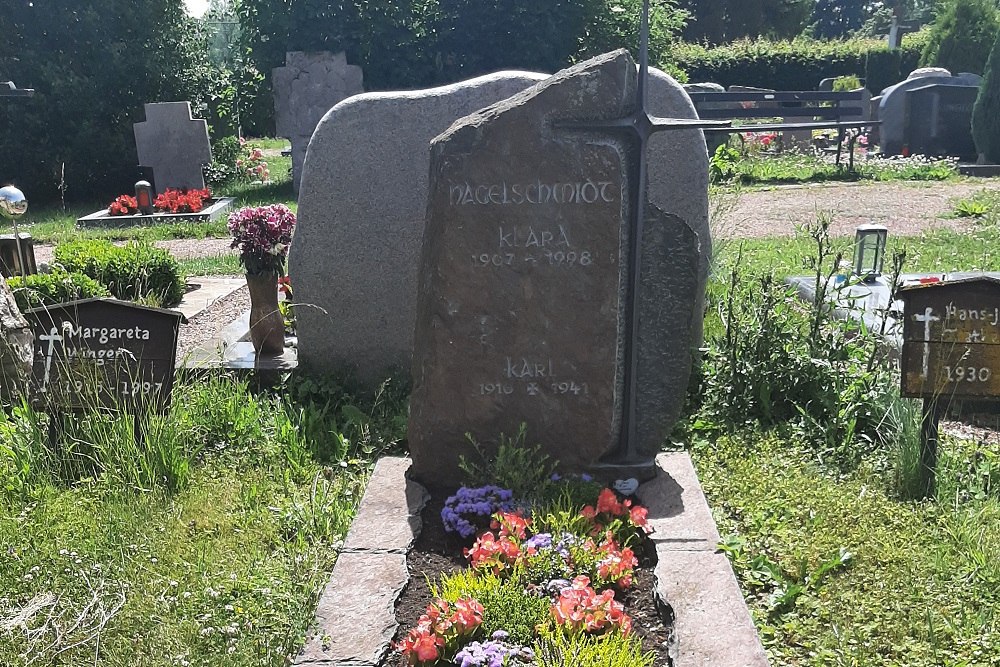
[{"xmin": 227, "ymin": 204, "xmax": 296, "ymax": 276}]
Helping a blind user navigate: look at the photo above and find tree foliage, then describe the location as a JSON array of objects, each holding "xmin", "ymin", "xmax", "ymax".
[
  {"xmin": 237, "ymin": 0, "xmax": 689, "ymax": 130},
  {"xmin": 972, "ymin": 30, "xmax": 1000, "ymax": 161},
  {"xmin": 678, "ymin": 0, "xmax": 812, "ymax": 44},
  {"xmin": 920, "ymin": 0, "xmax": 1000, "ymax": 75},
  {"xmin": 0, "ymin": 1, "xmax": 212, "ymax": 203}
]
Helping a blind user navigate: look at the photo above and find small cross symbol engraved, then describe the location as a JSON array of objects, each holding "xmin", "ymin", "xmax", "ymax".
[
  {"xmin": 913, "ymin": 307, "xmax": 940, "ymax": 378},
  {"xmin": 39, "ymin": 325, "xmax": 65, "ymax": 392}
]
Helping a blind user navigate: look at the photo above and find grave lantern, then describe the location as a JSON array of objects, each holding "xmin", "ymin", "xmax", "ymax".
[
  {"xmin": 135, "ymin": 180, "xmax": 154, "ymax": 215},
  {"xmin": 853, "ymin": 224, "xmax": 887, "ymax": 282}
]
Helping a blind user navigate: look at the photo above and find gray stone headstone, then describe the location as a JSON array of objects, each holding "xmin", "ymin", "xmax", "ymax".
[
  {"xmin": 904, "ymin": 84, "xmax": 979, "ymax": 160},
  {"xmin": 407, "ymin": 50, "xmax": 708, "ymax": 485},
  {"xmin": 291, "ymin": 64, "xmax": 710, "ymax": 388},
  {"xmin": 272, "ymin": 51, "xmax": 364, "ymax": 192},
  {"xmin": 877, "ymin": 73, "xmax": 983, "ymax": 155},
  {"xmin": 133, "ymin": 102, "xmax": 211, "ymax": 194}
]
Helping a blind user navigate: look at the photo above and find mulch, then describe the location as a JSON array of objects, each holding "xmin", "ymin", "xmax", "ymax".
[{"xmin": 384, "ymin": 491, "xmax": 673, "ymax": 666}]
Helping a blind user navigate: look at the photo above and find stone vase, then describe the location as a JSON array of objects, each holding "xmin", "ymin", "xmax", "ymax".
[{"xmin": 246, "ymin": 273, "xmax": 285, "ymax": 356}]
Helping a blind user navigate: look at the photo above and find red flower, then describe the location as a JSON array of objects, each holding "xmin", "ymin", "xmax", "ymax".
[
  {"xmin": 596, "ymin": 488, "xmax": 624, "ymax": 516},
  {"xmin": 107, "ymin": 194, "xmax": 139, "ymax": 216}
]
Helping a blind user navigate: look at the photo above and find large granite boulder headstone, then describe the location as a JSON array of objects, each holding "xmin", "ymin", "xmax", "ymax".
[
  {"xmin": 133, "ymin": 102, "xmax": 212, "ymax": 194},
  {"xmin": 292, "ymin": 65, "xmax": 709, "ymax": 385},
  {"xmin": 877, "ymin": 71, "xmax": 982, "ymax": 155},
  {"xmin": 272, "ymin": 51, "xmax": 364, "ymax": 192},
  {"xmin": 408, "ymin": 50, "xmax": 708, "ymax": 486}
]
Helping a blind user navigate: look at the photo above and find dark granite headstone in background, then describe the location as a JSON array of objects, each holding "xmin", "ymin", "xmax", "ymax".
[
  {"xmin": 408, "ymin": 51, "xmax": 705, "ymax": 486},
  {"xmin": 903, "ymin": 84, "xmax": 979, "ymax": 161}
]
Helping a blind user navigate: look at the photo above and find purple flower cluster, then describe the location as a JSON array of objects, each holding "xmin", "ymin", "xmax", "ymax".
[
  {"xmin": 227, "ymin": 204, "xmax": 296, "ymax": 275},
  {"xmin": 441, "ymin": 485, "xmax": 514, "ymax": 538},
  {"xmin": 452, "ymin": 632, "xmax": 534, "ymax": 667}
]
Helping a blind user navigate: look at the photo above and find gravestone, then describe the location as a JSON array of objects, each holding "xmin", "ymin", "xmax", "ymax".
[
  {"xmin": 133, "ymin": 102, "xmax": 212, "ymax": 194},
  {"xmin": 408, "ymin": 50, "xmax": 708, "ymax": 485},
  {"xmin": 904, "ymin": 84, "xmax": 979, "ymax": 160},
  {"xmin": 877, "ymin": 71, "xmax": 982, "ymax": 155},
  {"xmin": 292, "ymin": 66, "xmax": 710, "ymax": 384},
  {"xmin": 272, "ymin": 51, "xmax": 364, "ymax": 192},
  {"xmin": 23, "ymin": 299, "xmax": 183, "ymax": 412}
]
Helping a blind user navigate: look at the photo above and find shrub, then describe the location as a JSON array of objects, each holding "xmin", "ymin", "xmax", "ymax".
[
  {"xmin": 439, "ymin": 570, "xmax": 551, "ymax": 646},
  {"xmin": 54, "ymin": 240, "xmax": 186, "ymax": 307},
  {"xmin": 920, "ymin": 0, "xmax": 999, "ymax": 75},
  {"xmin": 973, "ymin": 31, "xmax": 1000, "ymax": 162},
  {"xmin": 7, "ymin": 268, "xmax": 110, "ymax": 312},
  {"xmin": 673, "ymin": 32, "xmax": 929, "ymax": 94}
]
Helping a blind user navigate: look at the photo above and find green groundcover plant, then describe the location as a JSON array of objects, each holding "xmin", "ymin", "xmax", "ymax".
[{"xmin": 396, "ymin": 441, "xmax": 655, "ymax": 667}]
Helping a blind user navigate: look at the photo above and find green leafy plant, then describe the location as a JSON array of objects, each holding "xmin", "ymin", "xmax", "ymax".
[
  {"xmin": 534, "ymin": 627, "xmax": 655, "ymax": 667},
  {"xmin": 920, "ymin": 0, "xmax": 999, "ymax": 75},
  {"xmin": 54, "ymin": 239, "xmax": 186, "ymax": 307},
  {"xmin": 459, "ymin": 423, "xmax": 558, "ymax": 500},
  {"xmin": 7, "ymin": 268, "xmax": 110, "ymax": 312},
  {"xmin": 439, "ymin": 568, "xmax": 550, "ymax": 646}
]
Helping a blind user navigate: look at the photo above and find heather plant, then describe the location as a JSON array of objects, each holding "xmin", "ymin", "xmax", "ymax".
[{"xmin": 533, "ymin": 626, "xmax": 655, "ymax": 667}]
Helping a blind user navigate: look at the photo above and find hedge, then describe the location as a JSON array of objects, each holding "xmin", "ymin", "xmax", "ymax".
[
  {"xmin": 54, "ymin": 240, "xmax": 186, "ymax": 308},
  {"xmin": 671, "ymin": 31, "xmax": 930, "ymax": 94},
  {"xmin": 7, "ymin": 269, "xmax": 110, "ymax": 313}
]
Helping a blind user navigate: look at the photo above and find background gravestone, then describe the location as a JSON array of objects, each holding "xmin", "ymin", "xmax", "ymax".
[
  {"xmin": 904, "ymin": 84, "xmax": 979, "ymax": 161},
  {"xmin": 877, "ymin": 70, "xmax": 982, "ymax": 156},
  {"xmin": 408, "ymin": 50, "xmax": 708, "ymax": 485},
  {"xmin": 133, "ymin": 102, "xmax": 212, "ymax": 194},
  {"xmin": 272, "ymin": 51, "xmax": 364, "ymax": 192},
  {"xmin": 291, "ymin": 66, "xmax": 710, "ymax": 386}
]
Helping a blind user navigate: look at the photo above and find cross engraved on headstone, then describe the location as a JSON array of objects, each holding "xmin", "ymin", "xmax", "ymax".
[
  {"xmin": 133, "ymin": 102, "xmax": 212, "ymax": 194},
  {"xmin": 0, "ymin": 81, "xmax": 34, "ymax": 98},
  {"xmin": 555, "ymin": 0, "xmax": 729, "ymax": 462}
]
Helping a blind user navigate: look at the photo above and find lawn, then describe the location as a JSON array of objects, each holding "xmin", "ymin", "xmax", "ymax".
[
  {"xmin": 691, "ymin": 218, "xmax": 1000, "ymax": 666},
  {"xmin": 0, "ymin": 141, "xmax": 294, "ymax": 245},
  {"xmin": 0, "ymin": 375, "xmax": 408, "ymax": 667}
]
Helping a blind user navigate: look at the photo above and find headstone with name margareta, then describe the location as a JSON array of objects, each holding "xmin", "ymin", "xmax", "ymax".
[{"xmin": 408, "ymin": 50, "xmax": 708, "ymax": 486}]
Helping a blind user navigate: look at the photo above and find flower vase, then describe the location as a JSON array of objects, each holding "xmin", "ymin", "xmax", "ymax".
[{"xmin": 246, "ymin": 273, "xmax": 285, "ymax": 356}]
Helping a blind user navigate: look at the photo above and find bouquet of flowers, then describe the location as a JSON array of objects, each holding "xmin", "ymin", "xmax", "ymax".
[
  {"xmin": 154, "ymin": 187, "xmax": 211, "ymax": 214},
  {"xmin": 108, "ymin": 194, "xmax": 139, "ymax": 216},
  {"xmin": 227, "ymin": 204, "xmax": 296, "ymax": 276}
]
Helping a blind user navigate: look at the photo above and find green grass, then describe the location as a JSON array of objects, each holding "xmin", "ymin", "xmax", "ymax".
[
  {"xmin": 694, "ymin": 434, "xmax": 1000, "ymax": 667},
  {"xmin": 712, "ymin": 224, "xmax": 1000, "ymax": 279},
  {"xmin": 0, "ymin": 374, "xmax": 408, "ymax": 667},
  {"xmin": 179, "ymin": 253, "xmax": 243, "ymax": 276},
  {"xmin": 0, "ymin": 142, "xmax": 294, "ymax": 245}
]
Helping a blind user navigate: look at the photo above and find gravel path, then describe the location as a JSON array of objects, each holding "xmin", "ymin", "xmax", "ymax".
[
  {"xmin": 714, "ymin": 181, "xmax": 994, "ymax": 239},
  {"xmin": 176, "ymin": 283, "xmax": 250, "ymax": 361}
]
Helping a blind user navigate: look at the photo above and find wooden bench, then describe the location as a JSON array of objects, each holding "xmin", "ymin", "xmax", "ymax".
[{"xmin": 688, "ymin": 90, "xmax": 879, "ymax": 170}]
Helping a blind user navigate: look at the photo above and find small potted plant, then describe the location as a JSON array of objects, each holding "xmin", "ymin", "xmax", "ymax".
[{"xmin": 227, "ymin": 204, "xmax": 295, "ymax": 355}]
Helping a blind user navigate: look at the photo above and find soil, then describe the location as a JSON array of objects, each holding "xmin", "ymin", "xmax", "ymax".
[{"xmin": 384, "ymin": 492, "xmax": 673, "ymax": 666}]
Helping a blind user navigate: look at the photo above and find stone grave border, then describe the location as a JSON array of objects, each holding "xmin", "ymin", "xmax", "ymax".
[
  {"xmin": 76, "ymin": 197, "xmax": 234, "ymax": 228},
  {"xmin": 294, "ymin": 455, "xmax": 769, "ymax": 667}
]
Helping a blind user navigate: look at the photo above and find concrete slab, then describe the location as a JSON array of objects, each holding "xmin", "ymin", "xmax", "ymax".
[
  {"xmin": 343, "ymin": 457, "xmax": 430, "ymax": 553},
  {"xmin": 641, "ymin": 453, "xmax": 770, "ymax": 667},
  {"xmin": 655, "ymin": 550, "xmax": 770, "ymax": 667},
  {"xmin": 643, "ymin": 452, "xmax": 721, "ymax": 550},
  {"xmin": 295, "ymin": 457, "xmax": 427, "ymax": 667},
  {"xmin": 175, "ymin": 276, "xmax": 245, "ymax": 320}
]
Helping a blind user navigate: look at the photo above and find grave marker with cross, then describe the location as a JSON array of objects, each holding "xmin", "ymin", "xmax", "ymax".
[{"xmin": 133, "ymin": 102, "xmax": 212, "ymax": 194}]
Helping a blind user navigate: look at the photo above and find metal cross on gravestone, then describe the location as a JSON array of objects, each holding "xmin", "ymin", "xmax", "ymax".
[
  {"xmin": 133, "ymin": 101, "xmax": 212, "ymax": 194},
  {"xmin": 557, "ymin": 0, "xmax": 730, "ymax": 462}
]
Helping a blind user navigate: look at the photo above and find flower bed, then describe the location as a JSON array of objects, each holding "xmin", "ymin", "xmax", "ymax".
[
  {"xmin": 385, "ymin": 480, "xmax": 672, "ymax": 667},
  {"xmin": 76, "ymin": 195, "xmax": 235, "ymax": 228}
]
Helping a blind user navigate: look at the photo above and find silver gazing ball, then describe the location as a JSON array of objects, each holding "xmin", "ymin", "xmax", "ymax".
[{"xmin": 0, "ymin": 186, "xmax": 27, "ymax": 220}]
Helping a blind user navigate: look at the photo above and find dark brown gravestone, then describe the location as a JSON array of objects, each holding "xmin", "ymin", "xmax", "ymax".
[
  {"xmin": 23, "ymin": 299, "xmax": 183, "ymax": 412},
  {"xmin": 897, "ymin": 276, "xmax": 1000, "ymax": 496},
  {"xmin": 898, "ymin": 277, "xmax": 1000, "ymax": 399},
  {"xmin": 408, "ymin": 51, "xmax": 704, "ymax": 486}
]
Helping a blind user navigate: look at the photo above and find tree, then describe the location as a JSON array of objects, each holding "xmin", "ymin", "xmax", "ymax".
[
  {"xmin": 812, "ymin": 0, "xmax": 869, "ymax": 38},
  {"xmin": 679, "ymin": 0, "xmax": 812, "ymax": 44},
  {"xmin": 921, "ymin": 0, "xmax": 999, "ymax": 75},
  {"xmin": 0, "ymin": 1, "xmax": 211, "ymax": 203},
  {"xmin": 972, "ymin": 30, "xmax": 1000, "ymax": 161}
]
